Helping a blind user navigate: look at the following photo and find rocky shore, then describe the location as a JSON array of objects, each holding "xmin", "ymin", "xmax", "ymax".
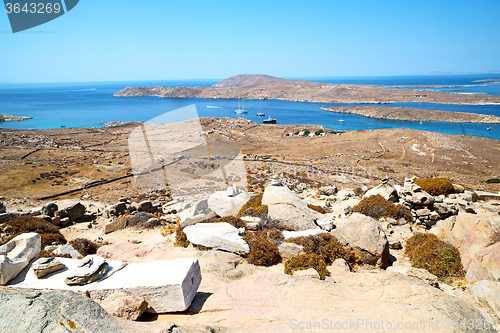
[
  {"xmin": 0, "ymin": 114, "xmax": 32, "ymax": 122},
  {"xmin": 114, "ymin": 74, "xmax": 500, "ymax": 105},
  {"xmin": 321, "ymin": 105, "xmax": 500, "ymax": 123}
]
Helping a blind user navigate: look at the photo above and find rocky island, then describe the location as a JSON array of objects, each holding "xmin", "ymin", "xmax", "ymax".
[
  {"xmin": 114, "ymin": 74, "xmax": 500, "ymax": 105},
  {"xmin": 321, "ymin": 105, "xmax": 500, "ymax": 123},
  {"xmin": 0, "ymin": 114, "xmax": 32, "ymax": 122}
]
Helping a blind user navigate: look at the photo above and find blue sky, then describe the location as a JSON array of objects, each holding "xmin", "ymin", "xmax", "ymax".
[{"xmin": 1, "ymin": 0, "xmax": 499, "ymax": 82}]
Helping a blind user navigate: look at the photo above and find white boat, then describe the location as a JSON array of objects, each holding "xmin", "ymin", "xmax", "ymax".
[
  {"xmin": 257, "ymin": 113, "xmax": 265, "ymax": 116},
  {"xmin": 235, "ymin": 99, "xmax": 248, "ymax": 113},
  {"xmin": 487, "ymin": 127, "xmax": 492, "ymax": 131},
  {"xmin": 207, "ymin": 105, "xmax": 221, "ymax": 109},
  {"xmin": 338, "ymin": 119, "xmax": 345, "ymax": 122},
  {"xmin": 263, "ymin": 116, "xmax": 277, "ymax": 124}
]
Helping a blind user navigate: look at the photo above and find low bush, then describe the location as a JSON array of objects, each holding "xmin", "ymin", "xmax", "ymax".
[
  {"xmin": 286, "ymin": 233, "xmax": 357, "ymax": 265},
  {"xmin": 486, "ymin": 178, "xmax": 500, "ymax": 184},
  {"xmin": 237, "ymin": 193, "xmax": 268, "ymax": 218},
  {"xmin": 314, "ymin": 129, "xmax": 324, "ymax": 136},
  {"xmin": 202, "ymin": 216, "xmax": 247, "ymax": 229},
  {"xmin": 284, "ymin": 253, "xmax": 328, "ymax": 280},
  {"xmin": 244, "ymin": 233, "xmax": 281, "ymax": 266},
  {"xmin": 69, "ymin": 238, "xmax": 99, "ymax": 256},
  {"xmin": 414, "ymin": 178, "xmax": 454, "ymax": 196},
  {"xmin": 405, "ymin": 233, "xmax": 465, "ymax": 283},
  {"xmin": 0, "ymin": 215, "xmax": 66, "ymax": 248},
  {"xmin": 307, "ymin": 204, "xmax": 331, "ymax": 214},
  {"xmin": 353, "ymin": 194, "xmax": 412, "ymax": 222},
  {"xmin": 174, "ymin": 225, "xmax": 190, "ymax": 248}
]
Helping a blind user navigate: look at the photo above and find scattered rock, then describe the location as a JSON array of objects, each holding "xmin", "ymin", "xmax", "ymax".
[
  {"xmin": 32, "ymin": 257, "xmax": 66, "ymax": 278},
  {"xmin": 41, "ymin": 202, "xmax": 58, "ymax": 217},
  {"xmin": 207, "ymin": 190, "xmax": 251, "ymax": 217},
  {"xmin": 319, "ymin": 186, "xmax": 337, "ymax": 196},
  {"xmin": 52, "ymin": 244, "xmax": 81, "ymax": 259},
  {"xmin": 278, "ymin": 242, "xmax": 305, "ymax": 259},
  {"xmin": 362, "ymin": 183, "xmax": 398, "ymax": 203},
  {"xmin": 183, "ymin": 222, "xmax": 250, "ymax": 254},
  {"xmin": 64, "ymin": 202, "xmax": 86, "ymax": 221},
  {"xmin": 0, "ymin": 233, "xmax": 41, "ymax": 285},
  {"xmin": 104, "ymin": 216, "xmax": 128, "ymax": 234},
  {"xmin": 65, "ymin": 256, "xmax": 109, "ymax": 286},
  {"xmin": 293, "ymin": 267, "xmax": 320, "ymax": 279},
  {"xmin": 138, "ymin": 201, "xmax": 153, "ymax": 212},
  {"xmin": 282, "ymin": 229, "xmax": 327, "ymax": 240},
  {"xmin": 100, "ymin": 292, "xmax": 148, "ymax": 321},
  {"xmin": 316, "ymin": 218, "xmax": 334, "ymax": 231}
]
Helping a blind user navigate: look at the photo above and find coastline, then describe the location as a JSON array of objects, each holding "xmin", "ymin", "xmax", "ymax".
[
  {"xmin": 321, "ymin": 106, "xmax": 500, "ymax": 124},
  {"xmin": 0, "ymin": 114, "xmax": 32, "ymax": 122}
]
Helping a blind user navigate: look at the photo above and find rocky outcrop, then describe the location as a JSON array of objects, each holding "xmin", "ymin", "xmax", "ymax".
[
  {"xmin": 331, "ymin": 213, "xmax": 390, "ymax": 268},
  {"xmin": 0, "ymin": 114, "xmax": 32, "ymax": 122},
  {"xmin": 65, "ymin": 256, "xmax": 110, "ymax": 286},
  {"xmin": 362, "ymin": 183, "xmax": 398, "ymax": 202},
  {"xmin": 0, "ymin": 233, "xmax": 41, "ymax": 285},
  {"xmin": 183, "ymin": 222, "xmax": 250, "ymax": 254},
  {"xmin": 468, "ymin": 280, "xmax": 500, "ymax": 319},
  {"xmin": 32, "ymin": 257, "xmax": 66, "ymax": 278}
]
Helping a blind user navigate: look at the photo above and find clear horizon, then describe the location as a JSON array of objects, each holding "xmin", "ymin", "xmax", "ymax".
[{"xmin": 1, "ymin": 0, "xmax": 499, "ymax": 83}]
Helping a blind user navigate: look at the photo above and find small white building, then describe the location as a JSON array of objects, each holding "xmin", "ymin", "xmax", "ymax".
[{"xmin": 298, "ymin": 132, "xmax": 305, "ymax": 137}]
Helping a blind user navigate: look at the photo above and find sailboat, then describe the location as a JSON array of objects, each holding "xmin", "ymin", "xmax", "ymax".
[
  {"xmin": 338, "ymin": 113, "xmax": 345, "ymax": 122},
  {"xmin": 235, "ymin": 99, "xmax": 248, "ymax": 114},
  {"xmin": 60, "ymin": 119, "xmax": 66, "ymax": 128}
]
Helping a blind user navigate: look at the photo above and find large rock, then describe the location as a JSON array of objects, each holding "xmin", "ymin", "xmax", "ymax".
[
  {"xmin": 432, "ymin": 211, "xmax": 500, "ymax": 282},
  {"xmin": 41, "ymin": 202, "xmax": 58, "ymax": 217},
  {"xmin": 183, "ymin": 222, "xmax": 249, "ymax": 254},
  {"xmin": 0, "ymin": 288, "xmax": 196, "ymax": 332},
  {"xmin": 278, "ymin": 243, "xmax": 305, "ymax": 259},
  {"xmin": 331, "ymin": 213, "xmax": 390, "ymax": 268},
  {"xmin": 104, "ymin": 202, "xmax": 128, "ymax": 217},
  {"xmin": 387, "ymin": 266, "xmax": 439, "ymax": 288},
  {"xmin": 100, "ymin": 292, "xmax": 147, "ymax": 321},
  {"xmin": 32, "ymin": 257, "xmax": 66, "ymax": 278},
  {"xmin": 401, "ymin": 189, "xmax": 434, "ymax": 206},
  {"xmin": 282, "ymin": 229, "xmax": 327, "ymax": 240},
  {"xmin": 468, "ymin": 280, "xmax": 500, "ymax": 319},
  {"xmin": 64, "ymin": 202, "xmax": 86, "ymax": 220},
  {"xmin": 262, "ymin": 184, "xmax": 322, "ymax": 230},
  {"xmin": 207, "ymin": 190, "xmax": 251, "ymax": 217},
  {"xmin": 362, "ymin": 184, "xmax": 398, "ymax": 203},
  {"xmin": 104, "ymin": 216, "xmax": 128, "ymax": 234},
  {"xmin": 65, "ymin": 256, "xmax": 110, "ymax": 286},
  {"xmin": 88, "ymin": 258, "xmax": 202, "ymax": 313},
  {"xmin": 0, "ymin": 233, "xmax": 41, "ymax": 285}
]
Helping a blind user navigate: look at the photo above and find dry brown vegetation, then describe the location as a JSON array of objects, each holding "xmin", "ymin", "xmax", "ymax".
[{"xmin": 353, "ymin": 194, "xmax": 412, "ymax": 222}]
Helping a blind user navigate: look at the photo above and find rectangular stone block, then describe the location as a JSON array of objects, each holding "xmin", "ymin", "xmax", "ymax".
[{"xmin": 88, "ymin": 258, "xmax": 201, "ymax": 313}]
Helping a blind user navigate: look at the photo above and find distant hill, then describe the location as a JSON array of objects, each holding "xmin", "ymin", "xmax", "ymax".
[{"xmin": 214, "ymin": 74, "xmax": 320, "ymax": 87}]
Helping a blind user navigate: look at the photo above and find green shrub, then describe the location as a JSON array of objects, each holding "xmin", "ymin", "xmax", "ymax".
[
  {"xmin": 414, "ymin": 178, "xmax": 454, "ymax": 196},
  {"xmin": 284, "ymin": 253, "xmax": 328, "ymax": 280},
  {"xmin": 244, "ymin": 234, "xmax": 281, "ymax": 266},
  {"xmin": 286, "ymin": 233, "xmax": 356, "ymax": 265},
  {"xmin": 405, "ymin": 233, "xmax": 465, "ymax": 283},
  {"xmin": 0, "ymin": 215, "xmax": 66, "ymax": 248},
  {"xmin": 486, "ymin": 178, "xmax": 500, "ymax": 184},
  {"xmin": 314, "ymin": 129, "xmax": 324, "ymax": 136},
  {"xmin": 304, "ymin": 130, "xmax": 310, "ymax": 136},
  {"xmin": 353, "ymin": 194, "xmax": 412, "ymax": 222},
  {"xmin": 174, "ymin": 225, "xmax": 190, "ymax": 248}
]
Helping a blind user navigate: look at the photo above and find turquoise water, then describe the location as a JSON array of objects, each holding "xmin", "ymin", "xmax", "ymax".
[{"xmin": 0, "ymin": 75, "xmax": 499, "ymax": 140}]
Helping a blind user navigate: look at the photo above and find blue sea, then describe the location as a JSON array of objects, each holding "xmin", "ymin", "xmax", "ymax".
[{"xmin": 0, "ymin": 74, "xmax": 499, "ymax": 140}]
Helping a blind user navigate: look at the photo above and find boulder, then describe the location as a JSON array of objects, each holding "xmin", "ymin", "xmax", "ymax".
[
  {"xmin": 401, "ymin": 190, "xmax": 434, "ymax": 206},
  {"xmin": 278, "ymin": 242, "xmax": 305, "ymax": 259},
  {"xmin": 41, "ymin": 202, "xmax": 58, "ymax": 217},
  {"xmin": 434, "ymin": 202, "xmax": 452, "ymax": 216},
  {"xmin": 282, "ymin": 229, "xmax": 327, "ymax": 240},
  {"xmin": 0, "ymin": 233, "xmax": 41, "ymax": 285},
  {"xmin": 138, "ymin": 201, "xmax": 153, "ymax": 212},
  {"xmin": 262, "ymin": 184, "xmax": 322, "ymax": 230},
  {"xmin": 362, "ymin": 184, "xmax": 398, "ymax": 203},
  {"xmin": 207, "ymin": 190, "xmax": 251, "ymax": 217},
  {"xmin": 64, "ymin": 202, "xmax": 86, "ymax": 220},
  {"xmin": 468, "ymin": 280, "xmax": 500, "ymax": 319},
  {"xmin": 319, "ymin": 186, "xmax": 337, "ymax": 196},
  {"xmin": 316, "ymin": 218, "xmax": 334, "ymax": 231},
  {"xmin": 65, "ymin": 256, "xmax": 110, "ymax": 286},
  {"xmin": 104, "ymin": 202, "xmax": 127, "ymax": 217},
  {"xmin": 183, "ymin": 222, "xmax": 250, "ymax": 254},
  {"xmin": 293, "ymin": 268, "xmax": 320, "ymax": 279},
  {"xmin": 100, "ymin": 292, "xmax": 148, "ymax": 321},
  {"xmin": 331, "ymin": 213, "xmax": 390, "ymax": 268},
  {"xmin": 52, "ymin": 244, "xmax": 81, "ymax": 259},
  {"xmin": 32, "ymin": 257, "xmax": 66, "ymax": 278},
  {"xmin": 104, "ymin": 216, "xmax": 128, "ymax": 234},
  {"xmin": 0, "ymin": 288, "xmax": 189, "ymax": 332},
  {"xmin": 387, "ymin": 266, "xmax": 439, "ymax": 288},
  {"xmin": 88, "ymin": 258, "xmax": 201, "ymax": 313}
]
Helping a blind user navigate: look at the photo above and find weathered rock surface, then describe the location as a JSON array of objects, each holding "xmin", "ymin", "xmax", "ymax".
[
  {"xmin": 0, "ymin": 233, "xmax": 41, "ymax": 285},
  {"xmin": 104, "ymin": 216, "xmax": 128, "ymax": 234},
  {"xmin": 282, "ymin": 229, "xmax": 327, "ymax": 240},
  {"xmin": 293, "ymin": 267, "xmax": 320, "ymax": 279},
  {"xmin": 362, "ymin": 183, "xmax": 398, "ymax": 202},
  {"xmin": 88, "ymin": 258, "xmax": 202, "ymax": 313},
  {"xmin": 64, "ymin": 202, "xmax": 86, "ymax": 220},
  {"xmin": 0, "ymin": 288, "xmax": 198, "ymax": 332},
  {"xmin": 183, "ymin": 222, "xmax": 250, "ymax": 254},
  {"xmin": 65, "ymin": 256, "xmax": 110, "ymax": 286},
  {"xmin": 207, "ymin": 190, "xmax": 251, "ymax": 217},
  {"xmin": 278, "ymin": 242, "xmax": 305, "ymax": 259},
  {"xmin": 262, "ymin": 184, "xmax": 322, "ymax": 230},
  {"xmin": 41, "ymin": 202, "xmax": 58, "ymax": 217},
  {"xmin": 387, "ymin": 265, "xmax": 439, "ymax": 288},
  {"xmin": 52, "ymin": 244, "xmax": 81, "ymax": 259},
  {"xmin": 100, "ymin": 291, "xmax": 148, "ymax": 321},
  {"xmin": 468, "ymin": 280, "xmax": 500, "ymax": 319},
  {"xmin": 331, "ymin": 213, "xmax": 389, "ymax": 268},
  {"xmin": 32, "ymin": 257, "xmax": 66, "ymax": 278}
]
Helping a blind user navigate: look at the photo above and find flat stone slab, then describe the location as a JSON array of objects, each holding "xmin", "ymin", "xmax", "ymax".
[
  {"xmin": 282, "ymin": 229, "xmax": 327, "ymax": 240},
  {"xmin": 184, "ymin": 222, "xmax": 250, "ymax": 254},
  {"xmin": 6, "ymin": 255, "xmax": 126, "ymax": 294},
  {"xmin": 88, "ymin": 258, "xmax": 201, "ymax": 313}
]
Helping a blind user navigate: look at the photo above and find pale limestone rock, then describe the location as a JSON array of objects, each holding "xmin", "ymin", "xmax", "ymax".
[
  {"xmin": 0, "ymin": 233, "xmax": 41, "ymax": 285},
  {"xmin": 207, "ymin": 190, "xmax": 251, "ymax": 217},
  {"xmin": 282, "ymin": 229, "xmax": 327, "ymax": 240},
  {"xmin": 468, "ymin": 280, "xmax": 500, "ymax": 319},
  {"xmin": 104, "ymin": 216, "xmax": 128, "ymax": 234},
  {"xmin": 88, "ymin": 258, "xmax": 201, "ymax": 313},
  {"xmin": 52, "ymin": 244, "xmax": 81, "ymax": 259},
  {"xmin": 100, "ymin": 292, "xmax": 147, "ymax": 321},
  {"xmin": 278, "ymin": 242, "xmax": 305, "ymax": 259},
  {"xmin": 65, "ymin": 256, "xmax": 110, "ymax": 286},
  {"xmin": 387, "ymin": 266, "xmax": 439, "ymax": 288},
  {"xmin": 184, "ymin": 222, "xmax": 249, "ymax": 254},
  {"xmin": 32, "ymin": 257, "xmax": 66, "ymax": 278},
  {"xmin": 293, "ymin": 268, "xmax": 320, "ymax": 279},
  {"xmin": 316, "ymin": 218, "xmax": 334, "ymax": 231},
  {"xmin": 362, "ymin": 183, "xmax": 398, "ymax": 202}
]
